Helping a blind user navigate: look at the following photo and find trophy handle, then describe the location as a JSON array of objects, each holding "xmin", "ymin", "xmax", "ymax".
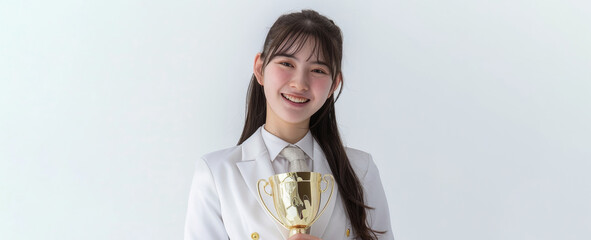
[
  {"xmin": 256, "ymin": 179, "xmax": 284, "ymax": 227},
  {"xmin": 320, "ymin": 175, "xmax": 333, "ymax": 193},
  {"xmin": 309, "ymin": 174, "xmax": 335, "ymax": 226},
  {"xmin": 258, "ymin": 179, "xmax": 273, "ymax": 196}
]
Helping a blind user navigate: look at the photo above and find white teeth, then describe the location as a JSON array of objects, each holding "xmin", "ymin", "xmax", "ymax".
[{"xmin": 283, "ymin": 94, "xmax": 309, "ymax": 103}]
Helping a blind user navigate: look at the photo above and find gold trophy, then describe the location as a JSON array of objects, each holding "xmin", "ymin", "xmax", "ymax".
[{"xmin": 257, "ymin": 172, "xmax": 334, "ymax": 237}]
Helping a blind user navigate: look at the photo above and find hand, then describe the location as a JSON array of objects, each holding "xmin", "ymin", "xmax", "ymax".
[{"xmin": 287, "ymin": 233, "xmax": 322, "ymax": 240}]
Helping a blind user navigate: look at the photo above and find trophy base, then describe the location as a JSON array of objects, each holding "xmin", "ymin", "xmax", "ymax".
[{"xmin": 289, "ymin": 226, "xmax": 309, "ymax": 236}]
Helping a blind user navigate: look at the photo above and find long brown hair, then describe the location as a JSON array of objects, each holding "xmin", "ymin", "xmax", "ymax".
[{"xmin": 238, "ymin": 10, "xmax": 385, "ymax": 239}]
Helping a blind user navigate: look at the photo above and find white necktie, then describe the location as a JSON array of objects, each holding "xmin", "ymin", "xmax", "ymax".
[{"xmin": 280, "ymin": 145, "xmax": 309, "ymax": 172}]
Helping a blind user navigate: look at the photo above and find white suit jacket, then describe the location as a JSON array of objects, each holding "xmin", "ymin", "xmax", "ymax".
[{"xmin": 184, "ymin": 128, "xmax": 394, "ymax": 240}]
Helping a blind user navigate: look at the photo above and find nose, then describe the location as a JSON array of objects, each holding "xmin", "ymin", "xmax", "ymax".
[{"xmin": 289, "ymin": 70, "xmax": 309, "ymax": 91}]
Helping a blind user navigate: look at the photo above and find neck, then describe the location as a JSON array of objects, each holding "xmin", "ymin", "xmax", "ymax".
[{"xmin": 264, "ymin": 121, "xmax": 309, "ymax": 144}]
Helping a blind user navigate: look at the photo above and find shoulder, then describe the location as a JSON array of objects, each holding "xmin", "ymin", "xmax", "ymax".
[
  {"xmin": 200, "ymin": 145, "xmax": 242, "ymax": 172},
  {"xmin": 198, "ymin": 128, "xmax": 265, "ymax": 173},
  {"xmin": 344, "ymin": 147, "xmax": 372, "ymax": 161},
  {"xmin": 344, "ymin": 147, "xmax": 376, "ymax": 180}
]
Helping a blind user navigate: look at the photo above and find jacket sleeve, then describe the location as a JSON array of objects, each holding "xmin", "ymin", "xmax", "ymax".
[
  {"xmin": 184, "ymin": 158, "xmax": 229, "ymax": 240},
  {"xmin": 363, "ymin": 155, "xmax": 396, "ymax": 240}
]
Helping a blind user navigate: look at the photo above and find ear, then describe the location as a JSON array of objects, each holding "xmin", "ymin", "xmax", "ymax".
[
  {"xmin": 329, "ymin": 72, "xmax": 342, "ymax": 98},
  {"xmin": 253, "ymin": 53, "xmax": 264, "ymax": 85}
]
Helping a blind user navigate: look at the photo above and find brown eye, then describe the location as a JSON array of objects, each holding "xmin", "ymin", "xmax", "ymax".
[
  {"xmin": 312, "ymin": 69, "xmax": 327, "ymax": 74},
  {"xmin": 280, "ymin": 62, "xmax": 293, "ymax": 67}
]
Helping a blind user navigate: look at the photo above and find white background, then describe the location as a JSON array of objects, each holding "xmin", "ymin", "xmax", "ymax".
[{"xmin": 1, "ymin": 0, "xmax": 590, "ymax": 239}]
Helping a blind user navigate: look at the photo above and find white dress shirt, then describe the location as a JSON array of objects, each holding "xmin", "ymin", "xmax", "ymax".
[{"xmin": 261, "ymin": 125, "xmax": 314, "ymax": 174}]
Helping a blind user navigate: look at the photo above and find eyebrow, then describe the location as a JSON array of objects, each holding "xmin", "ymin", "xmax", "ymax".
[{"xmin": 275, "ymin": 53, "xmax": 330, "ymax": 68}]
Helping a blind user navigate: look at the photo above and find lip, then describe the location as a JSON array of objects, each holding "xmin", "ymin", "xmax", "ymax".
[{"xmin": 281, "ymin": 93, "xmax": 310, "ymax": 105}]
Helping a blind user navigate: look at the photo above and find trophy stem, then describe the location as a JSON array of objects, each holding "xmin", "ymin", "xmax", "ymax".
[{"xmin": 289, "ymin": 227, "xmax": 308, "ymax": 237}]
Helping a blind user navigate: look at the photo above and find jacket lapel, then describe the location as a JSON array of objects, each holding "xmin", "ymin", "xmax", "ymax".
[
  {"xmin": 309, "ymin": 140, "xmax": 339, "ymax": 238},
  {"xmin": 236, "ymin": 129, "xmax": 289, "ymax": 239}
]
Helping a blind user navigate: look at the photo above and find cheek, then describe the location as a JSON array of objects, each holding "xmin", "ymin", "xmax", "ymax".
[
  {"xmin": 311, "ymin": 78, "xmax": 334, "ymax": 96},
  {"xmin": 265, "ymin": 67, "xmax": 291, "ymax": 84}
]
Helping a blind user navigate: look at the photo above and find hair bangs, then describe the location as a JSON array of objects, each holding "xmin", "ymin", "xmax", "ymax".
[{"xmin": 264, "ymin": 25, "xmax": 337, "ymax": 76}]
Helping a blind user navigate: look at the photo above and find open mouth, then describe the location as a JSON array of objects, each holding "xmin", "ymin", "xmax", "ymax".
[{"xmin": 282, "ymin": 93, "xmax": 310, "ymax": 103}]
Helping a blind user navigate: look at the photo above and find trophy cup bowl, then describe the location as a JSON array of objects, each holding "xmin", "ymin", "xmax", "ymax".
[{"xmin": 258, "ymin": 172, "xmax": 334, "ymax": 237}]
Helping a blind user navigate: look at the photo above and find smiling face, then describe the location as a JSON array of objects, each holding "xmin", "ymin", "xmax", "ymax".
[{"xmin": 254, "ymin": 38, "xmax": 341, "ymax": 138}]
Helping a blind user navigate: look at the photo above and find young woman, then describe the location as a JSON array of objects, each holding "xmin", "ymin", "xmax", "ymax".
[{"xmin": 185, "ymin": 10, "xmax": 394, "ymax": 240}]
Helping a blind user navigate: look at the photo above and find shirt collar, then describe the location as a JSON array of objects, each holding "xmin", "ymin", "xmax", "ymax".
[{"xmin": 260, "ymin": 125, "xmax": 314, "ymax": 162}]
